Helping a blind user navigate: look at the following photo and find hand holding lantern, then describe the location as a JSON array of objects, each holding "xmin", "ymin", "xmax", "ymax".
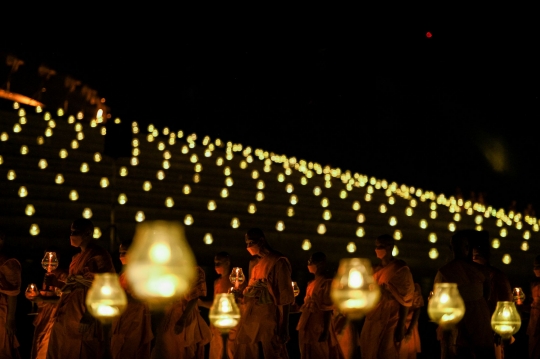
[
  {"xmin": 229, "ymin": 267, "xmax": 245, "ymax": 291},
  {"xmin": 491, "ymin": 301, "xmax": 521, "ymax": 340},
  {"xmin": 209, "ymin": 293, "xmax": 241, "ymax": 359},
  {"xmin": 513, "ymin": 287, "xmax": 525, "ymax": 305},
  {"xmin": 292, "ymin": 281, "xmax": 300, "ymax": 297},
  {"xmin": 85, "ymin": 273, "xmax": 127, "ymax": 324},
  {"xmin": 427, "ymin": 283, "xmax": 465, "ymax": 330}
]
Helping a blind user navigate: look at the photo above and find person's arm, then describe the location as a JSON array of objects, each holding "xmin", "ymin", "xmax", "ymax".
[
  {"xmin": 405, "ymin": 307, "xmax": 421, "ymax": 339},
  {"xmin": 174, "ymin": 298, "xmax": 198, "ymax": 334},
  {"xmin": 6, "ymin": 295, "xmax": 17, "ymax": 336},
  {"xmin": 318, "ymin": 310, "xmax": 332, "ymax": 342},
  {"xmin": 198, "ymin": 297, "xmax": 213, "ymax": 309},
  {"xmin": 394, "ymin": 304, "xmax": 409, "ymax": 343},
  {"xmin": 279, "ymin": 303, "xmax": 290, "ymax": 344}
]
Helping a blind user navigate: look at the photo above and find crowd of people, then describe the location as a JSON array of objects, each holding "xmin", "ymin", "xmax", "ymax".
[{"xmin": 1, "ymin": 221, "xmax": 540, "ymax": 358}]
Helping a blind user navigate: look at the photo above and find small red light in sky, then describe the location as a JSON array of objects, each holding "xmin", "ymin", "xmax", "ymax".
[{"xmin": 426, "ymin": 31, "xmax": 433, "ymax": 38}]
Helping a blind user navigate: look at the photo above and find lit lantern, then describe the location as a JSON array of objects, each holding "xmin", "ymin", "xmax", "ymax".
[
  {"xmin": 143, "ymin": 181, "xmax": 152, "ymax": 191},
  {"xmin": 30, "ymin": 223, "xmax": 40, "ymax": 236},
  {"xmin": 194, "ymin": 163, "xmax": 203, "ymax": 173},
  {"xmin": 135, "ymin": 211, "xmax": 145, "ymax": 222},
  {"xmin": 317, "ymin": 224, "xmax": 326, "ymax": 235},
  {"xmin": 356, "ymin": 227, "xmax": 365, "ymax": 238},
  {"xmin": 513, "ymin": 287, "xmax": 525, "ymax": 305},
  {"xmin": 352, "ymin": 201, "xmax": 361, "ymax": 210},
  {"xmin": 389, "ymin": 217, "xmax": 397, "ymax": 226},
  {"xmin": 276, "ymin": 221, "xmax": 285, "ymax": 231},
  {"xmin": 429, "ymin": 233, "xmax": 438, "ymax": 243},
  {"xmin": 231, "ymin": 218, "xmax": 240, "ymax": 229},
  {"xmin": 209, "ymin": 293, "xmax": 241, "ymax": 333},
  {"xmin": 491, "ymin": 301, "xmax": 521, "ymax": 339},
  {"xmin": 330, "ymin": 258, "xmax": 380, "ymax": 320},
  {"xmin": 428, "ymin": 283, "xmax": 465, "ymax": 329},
  {"xmin": 301, "ymin": 239, "xmax": 311, "ymax": 251},
  {"xmin": 256, "ymin": 192, "xmax": 264, "ymax": 201},
  {"xmin": 393, "ymin": 230, "xmax": 402, "ymax": 240},
  {"xmin": 208, "ymin": 200, "xmax": 217, "ymax": 211},
  {"xmin": 346, "ymin": 242, "xmax": 357, "ymax": 253},
  {"xmin": 126, "ymin": 221, "xmax": 196, "ymax": 310},
  {"xmin": 38, "ymin": 159, "xmax": 48, "ymax": 169},
  {"xmin": 18, "ymin": 186, "xmax": 28, "ymax": 197},
  {"xmin": 183, "ymin": 185, "xmax": 191, "ymax": 195},
  {"xmin": 429, "ymin": 248, "xmax": 439, "ymax": 259},
  {"xmin": 82, "ymin": 208, "xmax": 93, "ymax": 219},
  {"xmin": 323, "ymin": 210, "xmax": 332, "ymax": 220},
  {"xmin": 80, "ymin": 163, "xmax": 89, "ymax": 173},
  {"xmin": 287, "ymin": 207, "xmax": 295, "ymax": 217},
  {"xmin": 25, "ymin": 204, "xmax": 35, "ymax": 216},
  {"xmin": 184, "ymin": 215, "xmax": 194, "ymax": 226},
  {"xmin": 86, "ymin": 273, "xmax": 127, "ymax": 324},
  {"xmin": 93, "ymin": 228, "xmax": 102, "ymax": 239},
  {"xmin": 492, "ymin": 239, "xmax": 500, "ymax": 249},
  {"xmin": 118, "ymin": 194, "xmax": 127, "ymax": 205},
  {"xmin": 313, "ymin": 186, "xmax": 322, "ymax": 196},
  {"xmin": 502, "ymin": 254, "xmax": 511, "ymax": 264},
  {"xmin": 69, "ymin": 190, "xmax": 79, "ymax": 201},
  {"xmin": 7, "ymin": 170, "xmax": 16, "ymax": 180}
]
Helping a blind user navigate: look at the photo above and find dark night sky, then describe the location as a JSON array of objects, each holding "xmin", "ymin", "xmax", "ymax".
[{"xmin": 2, "ymin": 9, "xmax": 539, "ymax": 211}]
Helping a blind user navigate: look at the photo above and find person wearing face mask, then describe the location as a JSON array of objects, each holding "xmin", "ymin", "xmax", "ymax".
[
  {"xmin": 233, "ymin": 228, "xmax": 294, "ymax": 359},
  {"xmin": 527, "ymin": 255, "xmax": 540, "ymax": 358},
  {"xmin": 359, "ymin": 234, "xmax": 414, "ymax": 359},
  {"xmin": 110, "ymin": 240, "xmax": 153, "ymax": 359},
  {"xmin": 296, "ymin": 252, "xmax": 344, "ymax": 359}
]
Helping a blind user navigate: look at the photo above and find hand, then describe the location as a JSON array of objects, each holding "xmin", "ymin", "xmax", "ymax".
[
  {"xmin": 404, "ymin": 330, "xmax": 412, "ymax": 341},
  {"xmin": 394, "ymin": 326, "xmax": 405, "ymax": 344},
  {"xmin": 79, "ymin": 316, "xmax": 93, "ymax": 334},
  {"xmin": 174, "ymin": 318, "xmax": 186, "ymax": 335},
  {"xmin": 6, "ymin": 317, "xmax": 16, "ymax": 336},
  {"xmin": 278, "ymin": 326, "xmax": 290, "ymax": 344},
  {"xmin": 318, "ymin": 330, "xmax": 329, "ymax": 342}
]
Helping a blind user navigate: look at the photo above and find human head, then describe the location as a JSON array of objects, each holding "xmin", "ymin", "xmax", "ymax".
[
  {"xmin": 119, "ymin": 239, "xmax": 132, "ymax": 266},
  {"xmin": 375, "ymin": 234, "xmax": 394, "ymax": 260},
  {"xmin": 70, "ymin": 218, "xmax": 94, "ymax": 248},
  {"xmin": 450, "ymin": 230, "xmax": 476, "ymax": 259},
  {"xmin": 307, "ymin": 251, "xmax": 326, "ymax": 274},
  {"xmin": 214, "ymin": 251, "xmax": 231, "ymax": 275},
  {"xmin": 534, "ymin": 255, "xmax": 540, "ymax": 277},
  {"xmin": 471, "ymin": 230, "xmax": 490, "ymax": 265},
  {"xmin": 245, "ymin": 228, "xmax": 267, "ymax": 256}
]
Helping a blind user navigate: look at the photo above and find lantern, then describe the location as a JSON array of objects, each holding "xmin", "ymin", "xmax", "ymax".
[
  {"xmin": 427, "ymin": 283, "xmax": 465, "ymax": 329},
  {"xmin": 491, "ymin": 301, "xmax": 521, "ymax": 339},
  {"xmin": 86, "ymin": 273, "xmax": 127, "ymax": 324}
]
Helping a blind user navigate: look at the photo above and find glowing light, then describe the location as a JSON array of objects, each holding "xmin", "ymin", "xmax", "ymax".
[
  {"xmin": 18, "ymin": 186, "xmax": 28, "ymax": 197},
  {"xmin": 277, "ymin": 173, "xmax": 285, "ymax": 182},
  {"xmin": 80, "ymin": 163, "xmax": 89, "ymax": 173},
  {"xmin": 82, "ymin": 208, "xmax": 93, "ymax": 219},
  {"xmin": 252, "ymin": 170, "xmax": 259, "ymax": 179},
  {"xmin": 36, "ymin": 136, "xmax": 44, "ymax": 145},
  {"xmin": 94, "ymin": 228, "xmax": 102, "ymax": 239},
  {"xmin": 393, "ymin": 230, "xmax": 402, "ymax": 240},
  {"xmin": 248, "ymin": 203, "xmax": 257, "ymax": 214},
  {"xmin": 0, "ymin": 132, "xmax": 8, "ymax": 141},
  {"xmin": 135, "ymin": 211, "xmax": 145, "ymax": 222},
  {"xmin": 59, "ymin": 149, "xmax": 68, "ymax": 158},
  {"xmin": 454, "ymin": 213, "xmax": 461, "ymax": 222},
  {"xmin": 157, "ymin": 170, "xmax": 165, "ymax": 180},
  {"xmin": 302, "ymin": 239, "xmax": 312, "ymax": 251},
  {"xmin": 356, "ymin": 227, "xmax": 365, "ymax": 237},
  {"xmin": 25, "ymin": 204, "xmax": 35, "ymax": 216},
  {"xmin": 225, "ymin": 177, "xmax": 234, "ymax": 187},
  {"xmin": 256, "ymin": 191, "xmax": 264, "ymax": 201},
  {"xmin": 13, "ymin": 124, "xmax": 22, "ymax": 133},
  {"xmin": 492, "ymin": 238, "xmax": 501, "ymax": 249},
  {"xmin": 287, "ymin": 207, "xmax": 295, "ymax": 217},
  {"xmin": 231, "ymin": 218, "xmax": 240, "ymax": 229},
  {"xmin": 94, "ymin": 153, "xmax": 102, "ymax": 162},
  {"xmin": 502, "ymin": 254, "xmax": 511, "ymax": 265},
  {"xmin": 392, "ymin": 246, "xmax": 399, "ymax": 256},
  {"xmin": 357, "ymin": 214, "xmax": 365, "ymax": 223},
  {"xmin": 221, "ymin": 188, "xmax": 229, "ymax": 198},
  {"xmin": 70, "ymin": 140, "xmax": 78, "ymax": 149},
  {"xmin": 352, "ymin": 201, "xmax": 361, "ymax": 210},
  {"xmin": 379, "ymin": 204, "xmax": 387, "ymax": 213},
  {"xmin": 313, "ymin": 186, "xmax": 322, "ymax": 196},
  {"xmin": 55, "ymin": 174, "xmax": 64, "ymax": 184},
  {"xmin": 430, "ymin": 211, "xmax": 438, "ymax": 219},
  {"xmin": 317, "ymin": 224, "xmax": 327, "ymax": 235},
  {"xmin": 320, "ymin": 198, "xmax": 329, "ymax": 207},
  {"xmin": 500, "ymin": 228, "xmax": 508, "ymax": 237},
  {"xmin": 405, "ymin": 207, "xmax": 413, "ymax": 216},
  {"xmin": 119, "ymin": 167, "xmax": 128, "ymax": 177},
  {"xmin": 38, "ymin": 159, "xmax": 48, "ymax": 169},
  {"xmin": 208, "ymin": 200, "xmax": 217, "ymax": 211},
  {"xmin": 69, "ymin": 190, "xmax": 79, "ymax": 201},
  {"xmin": 521, "ymin": 241, "xmax": 529, "ymax": 251},
  {"xmin": 276, "ymin": 221, "xmax": 285, "ymax": 231},
  {"xmin": 165, "ymin": 197, "xmax": 175, "ymax": 208},
  {"xmin": 118, "ymin": 193, "xmax": 127, "ymax": 205},
  {"xmin": 429, "ymin": 248, "xmax": 439, "ymax": 259},
  {"xmin": 323, "ymin": 210, "xmax": 332, "ymax": 220},
  {"xmin": 7, "ymin": 170, "xmax": 16, "ymax": 180},
  {"xmin": 420, "ymin": 219, "xmax": 428, "ymax": 229},
  {"xmin": 256, "ymin": 180, "xmax": 265, "ymax": 190},
  {"xmin": 524, "ymin": 230, "xmax": 531, "ymax": 240},
  {"xmin": 448, "ymin": 222, "xmax": 456, "ymax": 232},
  {"xmin": 346, "ymin": 242, "xmax": 357, "ymax": 253},
  {"xmin": 184, "ymin": 214, "xmax": 194, "ymax": 226},
  {"xmin": 286, "ymin": 184, "xmax": 294, "ymax": 193},
  {"xmin": 388, "ymin": 216, "xmax": 397, "ymax": 226},
  {"xmin": 30, "ymin": 224, "xmax": 40, "ymax": 236},
  {"xmin": 183, "ymin": 185, "xmax": 191, "ymax": 195},
  {"xmin": 429, "ymin": 233, "xmax": 437, "ymax": 243}
]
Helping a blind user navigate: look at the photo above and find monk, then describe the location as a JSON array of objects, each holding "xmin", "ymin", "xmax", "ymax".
[
  {"xmin": 297, "ymin": 251, "xmax": 344, "ymax": 359},
  {"xmin": 0, "ymin": 229, "xmax": 21, "ymax": 358},
  {"xmin": 399, "ymin": 283, "xmax": 424, "ymax": 359},
  {"xmin": 199, "ymin": 251, "xmax": 237, "ymax": 359},
  {"xmin": 46, "ymin": 219, "xmax": 115, "ymax": 359},
  {"xmin": 527, "ymin": 254, "xmax": 540, "ymax": 359},
  {"xmin": 434, "ymin": 229, "xmax": 494, "ymax": 359},
  {"xmin": 359, "ymin": 234, "xmax": 414, "ymax": 359},
  {"xmin": 151, "ymin": 265, "xmax": 211, "ymax": 359},
  {"xmin": 29, "ymin": 246, "xmax": 68, "ymax": 359},
  {"xmin": 110, "ymin": 240, "xmax": 153, "ymax": 359},
  {"xmin": 233, "ymin": 228, "xmax": 295, "ymax": 359}
]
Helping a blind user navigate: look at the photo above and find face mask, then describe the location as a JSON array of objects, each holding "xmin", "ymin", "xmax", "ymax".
[
  {"xmin": 247, "ymin": 246, "xmax": 259, "ymax": 256},
  {"xmin": 375, "ymin": 249, "xmax": 386, "ymax": 259},
  {"xmin": 307, "ymin": 264, "xmax": 317, "ymax": 273},
  {"xmin": 534, "ymin": 269, "xmax": 540, "ymax": 277}
]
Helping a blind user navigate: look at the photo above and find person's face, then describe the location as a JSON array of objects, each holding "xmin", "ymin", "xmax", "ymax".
[
  {"xmin": 472, "ymin": 249, "xmax": 486, "ymax": 265},
  {"xmin": 70, "ymin": 227, "xmax": 85, "ymax": 247},
  {"xmin": 245, "ymin": 237, "xmax": 261, "ymax": 256},
  {"xmin": 214, "ymin": 257, "xmax": 229, "ymax": 275},
  {"xmin": 119, "ymin": 245, "xmax": 128, "ymax": 266},
  {"xmin": 534, "ymin": 263, "xmax": 540, "ymax": 277},
  {"xmin": 307, "ymin": 257, "xmax": 318, "ymax": 274},
  {"xmin": 375, "ymin": 240, "xmax": 392, "ymax": 259}
]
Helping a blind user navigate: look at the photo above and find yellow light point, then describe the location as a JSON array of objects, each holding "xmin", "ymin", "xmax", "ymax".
[
  {"xmin": 352, "ymin": 201, "xmax": 361, "ymax": 211},
  {"xmin": 323, "ymin": 210, "xmax": 332, "ymax": 220},
  {"xmin": 17, "ymin": 107, "xmax": 23, "ymax": 115},
  {"xmin": 76, "ymin": 111, "xmax": 83, "ymax": 120},
  {"xmin": 256, "ymin": 180, "xmax": 265, "ymax": 190},
  {"xmin": 78, "ymin": 133, "xmax": 86, "ymax": 143},
  {"xmin": 284, "ymin": 183, "xmax": 294, "ymax": 194},
  {"xmin": 500, "ymin": 228, "xmax": 508, "ymax": 237},
  {"xmin": 426, "ymin": 233, "xmax": 437, "ymax": 243},
  {"xmin": 516, "ymin": 222, "xmax": 523, "ymax": 230},
  {"xmin": 346, "ymin": 242, "xmax": 357, "ymax": 253},
  {"xmin": 290, "ymin": 194, "xmax": 298, "ymax": 205},
  {"xmin": 410, "ymin": 199, "xmax": 417, "ymax": 207},
  {"xmin": 256, "ymin": 191, "xmax": 264, "ymax": 201},
  {"xmin": 263, "ymin": 165, "xmax": 271, "ymax": 172},
  {"xmin": 44, "ymin": 112, "xmax": 51, "ymax": 121},
  {"xmin": 188, "ymin": 154, "xmax": 198, "ymax": 163},
  {"xmin": 82, "ymin": 208, "xmax": 93, "ymax": 219},
  {"xmin": 69, "ymin": 190, "xmax": 79, "ymax": 201},
  {"xmin": 29, "ymin": 224, "xmax": 40, "ymax": 236},
  {"xmin": 38, "ymin": 159, "xmax": 48, "ymax": 169},
  {"xmin": 246, "ymin": 155, "xmax": 254, "ymax": 163},
  {"xmin": 163, "ymin": 127, "xmax": 170, "ymax": 136},
  {"xmin": 164, "ymin": 197, "xmax": 174, "ymax": 208},
  {"xmin": 92, "ymin": 152, "xmax": 102, "ymax": 162},
  {"xmin": 448, "ymin": 222, "xmax": 456, "ymax": 232},
  {"xmin": 356, "ymin": 213, "xmax": 365, "ymax": 223},
  {"xmin": 193, "ymin": 163, "xmax": 203, "ymax": 173},
  {"xmin": 183, "ymin": 185, "xmax": 191, "ymax": 195},
  {"xmin": 364, "ymin": 193, "xmax": 372, "ymax": 202},
  {"xmin": 337, "ymin": 189, "xmax": 347, "ymax": 199},
  {"xmin": 24, "ymin": 204, "xmax": 36, "ymax": 216},
  {"xmin": 129, "ymin": 157, "xmax": 139, "ymax": 166},
  {"xmin": 208, "ymin": 200, "xmax": 217, "ymax": 211},
  {"xmin": 534, "ymin": 224, "xmax": 539, "ymax": 232},
  {"xmin": 313, "ymin": 186, "xmax": 322, "ymax": 196},
  {"xmin": 392, "ymin": 246, "xmax": 399, "ymax": 256},
  {"xmin": 115, "ymin": 193, "xmax": 127, "ymax": 204},
  {"xmin": 36, "ymin": 136, "xmax": 44, "ymax": 145},
  {"xmin": 70, "ymin": 140, "xmax": 78, "ymax": 149},
  {"xmin": 491, "ymin": 238, "xmax": 501, "ymax": 248},
  {"xmin": 58, "ymin": 149, "xmax": 68, "ymax": 159},
  {"xmin": 379, "ymin": 204, "xmax": 387, "ymax": 213},
  {"xmin": 13, "ymin": 123, "xmax": 22, "ymax": 133},
  {"xmin": 317, "ymin": 224, "xmax": 327, "ymax": 235},
  {"xmin": 203, "ymin": 233, "xmax": 213, "ymax": 245},
  {"xmin": 302, "ymin": 239, "xmax": 312, "ymax": 251},
  {"xmin": 300, "ymin": 176, "xmax": 308, "ymax": 185},
  {"xmin": 20, "ymin": 145, "xmax": 28, "ymax": 155},
  {"xmin": 521, "ymin": 241, "xmax": 529, "ymax": 251},
  {"xmin": 393, "ymin": 230, "xmax": 402, "ymax": 240},
  {"xmin": 429, "ymin": 248, "xmax": 439, "ymax": 259},
  {"xmin": 251, "ymin": 170, "xmax": 259, "ymax": 179},
  {"xmin": 18, "ymin": 186, "xmax": 28, "ymax": 197},
  {"xmin": 420, "ymin": 219, "xmax": 428, "ymax": 229},
  {"xmin": 502, "ymin": 254, "xmax": 511, "ymax": 265},
  {"xmin": 277, "ymin": 173, "xmax": 285, "ymax": 182},
  {"xmin": 132, "ymin": 148, "xmax": 140, "ymax": 156},
  {"xmin": 239, "ymin": 160, "xmax": 247, "ymax": 169},
  {"xmin": 0, "ymin": 131, "xmax": 10, "ymax": 142},
  {"xmin": 367, "ymin": 185, "xmax": 374, "ymax": 194},
  {"xmin": 388, "ymin": 196, "xmax": 395, "ymax": 205},
  {"xmin": 389, "ymin": 216, "xmax": 397, "ymax": 226},
  {"xmin": 157, "ymin": 170, "xmax": 166, "ymax": 180},
  {"xmin": 180, "ymin": 145, "xmax": 189, "ymax": 155},
  {"xmin": 521, "ymin": 230, "xmax": 531, "ymax": 241},
  {"xmin": 276, "ymin": 221, "xmax": 285, "ymax": 231},
  {"xmin": 92, "ymin": 227, "xmax": 102, "ymax": 239},
  {"xmin": 55, "ymin": 174, "xmax": 64, "ymax": 184},
  {"xmin": 427, "ymin": 210, "xmax": 437, "ymax": 219},
  {"xmin": 248, "ymin": 203, "xmax": 257, "ymax": 214},
  {"xmin": 223, "ymin": 166, "xmax": 232, "ymax": 176},
  {"xmin": 0, "ymin": 155, "xmax": 2, "ymax": 164},
  {"xmin": 320, "ymin": 198, "xmax": 329, "ymax": 208},
  {"xmin": 152, "ymin": 129, "xmax": 159, "ymax": 138},
  {"xmin": 231, "ymin": 218, "xmax": 240, "ymax": 229},
  {"xmin": 221, "ymin": 188, "xmax": 230, "ymax": 198},
  {"xmin": 474, "ymin": 225, "xmax": 482, "ymax": 231},
  {"xmin": 74, "ymin": 123, "xmax": 82, "ymax": 132},
  {"xmin": 405, "ymin": 207, "xmax": 413, "ymax": 216},
  {"xmin": 453, "ymin": 213, "xmax": 462, "ymax": 222},
  {"xmin": 80, "ymin": 163, "xmax": 89, "ymax": 173},
  {"xmin": 157, "ymin": 142, "xmax": 166, "ymax": 151},
  {"xmin": 7, "ymin": 170, "xmax": 16, "ymax": 180},
  {"xmin": 430, "ymin": 202, "xmax": 438, "ymax": 210},
  {"xmin": 184, "ymin": 214, "xmax": 194, "ymax": 226},
  {"xmin": 354, "ymin": 227, "xmax": 365, "ymax": 238},
  {"xmin": 119, "ymin": 167, "xmax": 128, "ymax": 177}
]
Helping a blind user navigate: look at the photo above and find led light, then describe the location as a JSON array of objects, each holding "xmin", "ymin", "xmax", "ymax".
[
  {"xmin": 357, "ymin": 214, "xmax": 365, "ymax": 224},
  {"xmin": 290, "ymin": 194, "xmax": 298, "ymax": 205},
  {"xmin": 393, "ymin": 230, "xmax": 402, "ymax": 240},
  {"xmin": 55, "ymin": 174, "xmax": 64, "ymax": 184},
  {"xmin": 247, "ymin": 203, "xmax": 257, "ymax": 214},
  {"xmin": 256, "ymin": 191, "xmax": 264, "ymax": 201},
  {"xmin": 420, "ymin": 219, "xmax": 428, "ymax": 229},
  {"xmin": 276, "ymin": 221, "xmax": 285, "ymax": 231},
  {"xmin": 317, "ymin": 224, "xmax": 326, "ymax": 235},
  {"xmin": 302, "ymin": 239, "xmax": 312, "ymax": 251},
  {"xmin": 7, "ymin": 170, "xmax": 16, "ymax": 180},
  {"xmin": 313, "ymin": 186, "xmax": 322, "ymax": 196},
  {"xmin": 157, "ymin": 170, "xmax": 165, "ymax": 180},
  {"xmin": 69, "ymin": 190, "xmax": 79, "ymax": 201},
  {"xmin": 208, "ymin": 200, "xmax": 217, "ymax": 211},
  {"xmin": 429, "ymin": 233, "xmax": 437, "ymax": 243},
  {"xmin": 389, "ymin": 216, "xmax": 397, "ymax": 226},
  {"xmin": 429, "ymin": 248, "xmax": 439, "ymax": 259},
  {"xmin": 118, "ymin": 193, "xmax": 127, "ymax": 205},
  {"xmin": 59, "ymin": 149, "xmax": 68, "ymax": 158},
  {"xmin": 82, "ymin": 208, "xmax": 93, "ymax": 219},
  {"xmin": 221, "ymin": 188, "xmax": 229, "ymax": 198},
  {"xmin": 135, "ymin": 211, "xmax": 145, "ymax": 222},
  {"xmin": 119, "ymin": 167, "xmax": 128, "ymax": 177},
  {"xmin": 323, "ymin": 210, "xmax": 332, "ymax": 220},
  {"xmin": 184, "ymin": 215, "xmax": 194, "ymax": 226},
  {"xmin": 25, "ymin": 204, "xmax": 35, "ymax": 216},
  {"xmin": 183, "ymin": 185, "xmax": 191, "ymax": 195},
  {"xmin": 165, "ymin": 197, "xmax": 175, "ymax": 208},
  {"xmin": 352, "ymin": 201, "xmax": 361, "ymax": 211},
  {"xmin": 346, "ymin": 242, "xmax": 357, "ymax": 253},
  {"xmin": 80, "ymin": 163, "xmax": 90, "ymax": 173},
  {"xmin": 502, "ymin": 254, "xmax": 511, "ymax": 265},
  {"xmin": 231, "ymin": 218, "xmax": 240, "ymax": 229},
  {"xmin": 18, "ymin": 186, "xmax": 28, "ymax": 197},
  {"xmin": 30, "ymin": 223, "xmax": 40, "ymax": 236},
  {"xmin": 356, "ymin": 227, "xmax": 365, "ymax": 237},
  {"xmin": 94, "ymin": 228, "xmax": 102, "ymax": 239}
]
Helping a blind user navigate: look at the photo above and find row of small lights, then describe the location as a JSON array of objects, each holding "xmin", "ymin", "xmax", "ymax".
[{"xmin": 0, "ymin": 102, "xmax": 533, "ymax": 264}]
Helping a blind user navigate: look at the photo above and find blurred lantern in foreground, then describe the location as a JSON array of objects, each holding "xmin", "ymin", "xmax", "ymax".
[
  {"xmin": 491, "ymin": 301, "xmax": 521, "ymax": 339},
  {"xmin": 85, "ymin": 273, "xmax": 127, "ymax": 324},
  {"xmin": 513, "ymin": 287, "xmax": 525, "ymax": 305},
  {"xmin": 330, "ymin": 258, "xmax": 380, "ymax": 320},
  {"xmin": 209, "ymin": 293, "xmax": 241, "ymax": 333},
  {"xmin": 125, "ymin": 221, "xmax": 196, "ymax": 310},
  {"xmin": 427, "ymin": 283, "xmax": 465, "ymax": 329}
]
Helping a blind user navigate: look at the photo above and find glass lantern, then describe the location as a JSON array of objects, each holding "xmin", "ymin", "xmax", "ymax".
[
  {"xmin": 427, "ymin": 283, "xmax": 465, "ymax": 329},
  {"xmin": 125, "ymin": 221, "xmax": 196, "ymax": 310},
  {"xmin": 512, "ymin": 287, "xmax": 525, "ymax": 305},
  {"xmin": 491, "ymin": 301, "xmax": 521, "ymax": 339},
  {"xmin": 85, "ymin": 273, "xmax": 127, "ymax": 324},
  {"xmin": 209, "ymin": 293, "xmax": 241, "ymax": 333},
  {"xmin": 330, "ymin": 258, "xmax": 380, "ymax": 320},
  {"xmin": 229, "ymin": 267, "xmax": 245, "ymax": 291}
]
